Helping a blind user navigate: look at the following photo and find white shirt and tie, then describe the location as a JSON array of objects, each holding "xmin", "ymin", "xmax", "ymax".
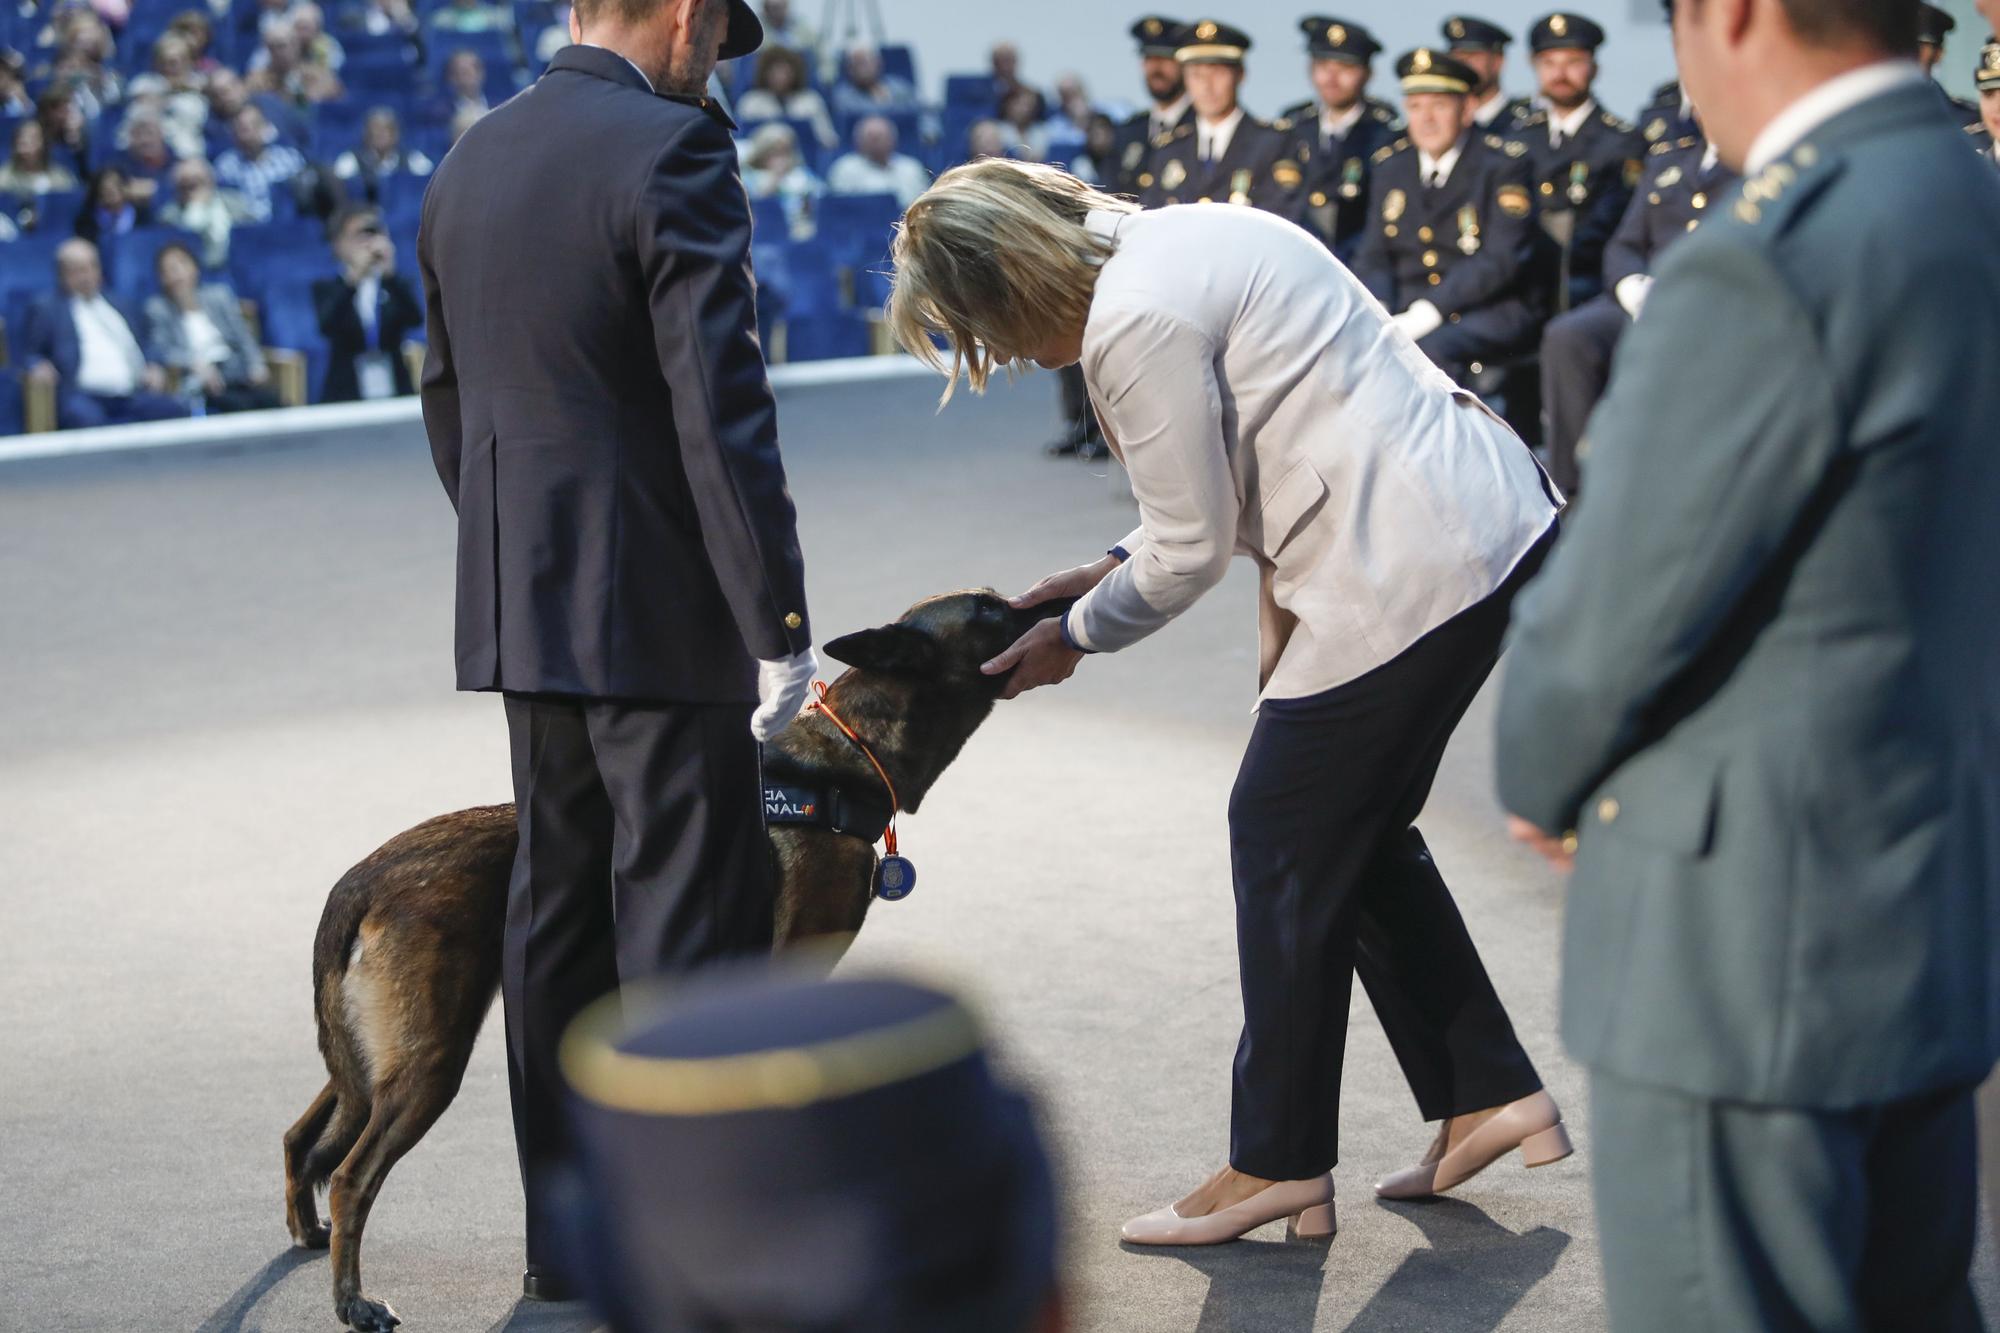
[
  {"xmin": 69, "ymin": 294, "xmax": 146, "ymax": 397},
  {"xmin": 1545, "ymin": 98, "xmax": 1596, "ymax": 149},
  {"xmin": 1149, "ymin": 93, "xmax": 1190, "ymax": 144},
  {"xmin": 1319, "ymin": 101, "xmax": 1365, "ymax": 148},
  {"xmin": 1196, "ymin": 107, "xmax": 1244, "ymax": 164}
]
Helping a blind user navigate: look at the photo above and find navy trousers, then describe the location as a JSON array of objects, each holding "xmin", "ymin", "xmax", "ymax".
[
  {"xmin": 56, "ymin": 388, "xmax": 188, "ymax": 430},
  {"xmin": 1227, "ymin": 528, "xmax": 1554, "ymax": 1180},
  {"xmin": 1539, "ymin": 294, "xmax": 1630, "ymax": 496},
  {"xmin": 501, "ymin": 693, "xmax": 774, "ymax": 1269}
]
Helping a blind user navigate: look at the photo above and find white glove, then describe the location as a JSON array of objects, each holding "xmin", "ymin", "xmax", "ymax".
[
  {"xmin": 751, "ymin": 647, "xmax": 819, "ymax": 742},
  {"xmin": 1392, "ymin": 300, "xmax": 1445, "ymax": 342},
  {"xmin": 1615, "ymin": 274, "xmax": 1655, "ymax": 321}
]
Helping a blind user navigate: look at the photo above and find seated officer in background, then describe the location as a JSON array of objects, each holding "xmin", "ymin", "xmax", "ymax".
[
  {"xmin": 557, "ymin": 968, "xmax": 1062, "ymax": 1332},
  {"xmin": 1919, "ymin": 3, "xmax": 1980, "ymax": 126},
  {"xmin": 1973, "ymin": 39, "xmax": 2000, "ymax": 169},
  {"xmin": 1276, "ymin": 17, "xmax": 1401, "ymax": 262},
  {"xmin": 1111, "ymin": 16, "xmax": 1192, "ymax": 197},
  {"xmin": 1635, "ymin": 77, "xmax": 1699, "ymax": 148},
  {"xmin": 1352, "ymin": 48, "xmax": 1544, "ymax": 385},
  {"xmin": 1514, "ymin": 13, "xmax": 1643, "ymax": 311},
  {"xmin": 1138, "ymin": 19, "xmax": 1301, "ymax": 214},
  {"xmin": 1540, "ymin": 124, "xmax": 1737, "ymax": 496},
  {"xmin": 1444, "ymin": 15, "xmax": 1534, "ymax": 130}
]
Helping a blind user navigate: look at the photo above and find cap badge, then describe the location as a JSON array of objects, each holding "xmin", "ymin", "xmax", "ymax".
[
  {"xmin": 1550, "ymin": 14, "xmax": 1569, "ymax": 36},
  {"xmin": 1195, "ymin": 20, "xmax": 1218, "ymax": 40},
  {"xmin": 1447, "ymin": 18, "xmax": 1466, "ymax": 39},
  {"xmin": 1328, "ymin": 23, "xmax": 1346, "ymax": 45},
  {"xmin": 1412, "ymin": 48, "xmax": 1433, "ymax": 72}
]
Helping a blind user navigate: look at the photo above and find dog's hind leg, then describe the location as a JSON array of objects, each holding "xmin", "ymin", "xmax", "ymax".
[
  {"xmin": 326, "ymin": 1073, "xmax": 456, "ymax": 1332},
  {"xmin": 283, "ymin": 1080, "xmax": 340, "ymax": 1249}
]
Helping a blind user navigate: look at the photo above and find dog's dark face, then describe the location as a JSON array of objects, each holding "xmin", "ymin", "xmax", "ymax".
[{"xmin": 822, "ymin": 589, "xmax": 1077, "ymax": 695}]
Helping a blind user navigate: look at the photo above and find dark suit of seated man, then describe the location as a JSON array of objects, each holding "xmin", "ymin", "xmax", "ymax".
[
  {"xmin": 1351, "ymin": 48, "xmax": 1545, "ymax": 385},
  {"xmin": 22, "ymin": 237, "xmax": 189, "ymax": 430},
  {"xmin": 314, "ymin": 203, "xmax": 424, "ymax": 403},
  {"xmin": 1539, "ymin": 129, "xmax": 1738, "ymax": 495}
]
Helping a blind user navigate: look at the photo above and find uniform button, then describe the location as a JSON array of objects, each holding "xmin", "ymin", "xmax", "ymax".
[
  {"xmin": 1686, "ymin": 219, "xmax": 1699, "ymax": 232},
  {"xmin": 1422, "ymin": 249, "xmax": 1438, "ymax": 267},
  {"xmin": 1561, "ymin": 831, "xmax": 1580, "ymax": 855},
  {"xmin": 1691, "ymin": 192, "xmax": 1707, "ymax": 208},
  {"xmin": 1385, "ymin": 224, "xmax": 1398, "ymax": 237},
  {"xmin": 1427, "ymin": 272, "xmax": 1442, "ymax": 286},
  {"xmin": 1598, "ymin": 797, "xmax": 1621, "ymax": 824},
  {"xmin": 1197, "ymin": 195, "xmax": 1211, "ymax": 203},
  {"xmin": 1539, "ymin": 181, "xmax": 1555, "ymax": 195},
  {"xmin": 784, "ymin": 612, "xmax": 803, "ymax": 630},
  {"xmin": 1418, "ymin": 226, "xmax": 1434, "ymax": 242},
  {"xmin": 1309, "ymin": 190, "xmax": 1327, "ymax": 206},
  {"xmin": 1448, "ymin": 312, "xmax": 1461, "ymax": 323}
]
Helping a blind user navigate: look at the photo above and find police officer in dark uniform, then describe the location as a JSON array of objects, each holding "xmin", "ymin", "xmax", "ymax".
[
  {"xmin": 1973, "ymin": 39, "xmax": 2000, "ymax": 170},
  {"xmin": 1352, "ymin": 48, "xmax": 1544, "ymax": 385},
  {"xmin": 1275, "ymin": 17, "xmax": 1401, "ymax": 262},
  {"xmin": 1112, "ymin": 16, "xmax": 1193, "ymax": 197},
  {"xmin": 1540, "ymin": 127, "xmax": 1737, "ymax": 495},
  {"xmin": 1444, "ymin": 16, "xmax": 1534, "ymax": 131},
  {"xmin": 1139, "ymin": 19, "xmax": 1303, "ymax": 216},
  {"xmin": 1920, "ymin": 3, "xmax": 1980, "ymax": 127},
  {"xmin": 1513, "ymin": 12, "xmax": 1643, "ymax": 311},
  {"xmin": 1635, "ymin": 78, "xmax": 1698, "ymax": 149}
]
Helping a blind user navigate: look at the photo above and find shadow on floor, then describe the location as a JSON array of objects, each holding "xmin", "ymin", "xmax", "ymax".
[
  {"xmin": 1126, "ymin": 1232, "xmax": 1334, "ymax": 1333},
  {"xmin": 1342, "ymin": 1198, "xmax": 1570, "ymax": 1333},
  {"xmin": 192, "ymin": 1247, "xmax": 322, "ymax": 1333},
  {"xmin": 485, "ymin": 1298, "xmax": 605, "ymax": 1332}
]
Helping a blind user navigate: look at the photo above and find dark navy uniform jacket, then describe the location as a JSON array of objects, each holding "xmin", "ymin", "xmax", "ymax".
[
  {"xmin": 1351, "ymin": 130, "xmax": 1544, "ymax": 332},
  {"xmin": 1604, "ymin": 135, "xmax": 1739, "ymax": 291},
  {"xmin": 1515, "ymin": 102, "xmax": 1643, "ymax": 303},
  {"xmin": 1971, "ymin": 123, "xmax": 2000, "ymax": 170},
  {"xmin": 1137, "ymin": 112, "xmax": 1302, "ymax": 214},
  {"xmin": 1274, "ymin": 97, "xmax": 1402, "ymax": 261},
  {"xmin": 1634, "ymin": 80, "xmax": 1697, "ymax": 150},
  {"xmin": 1112, "ymin": 102, "xmax": 1194, "ymax": 196},
  {"xmin": 419, "ymin": 45, "xmax": 811, "ymax": 702}
]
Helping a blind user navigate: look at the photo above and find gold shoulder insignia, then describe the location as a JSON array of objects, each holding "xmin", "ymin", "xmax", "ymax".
[
  {"xmin": 1272, "ymin": 115, "xmax": 1293, "ymax": 132},
  {"xmin": 1968, "ymin": 122, "xmax": 1986, "ymax": 136},
  {"xmin": 1520, "ymin": 111, "xmax": 1546, "ymax": 126},
  {"xmin": 1648, "ymin": 139, "xmax": 1674, "ymax": 156},
  {"xmin": 1676, "ymin": 135, "xmax": 1698, "ymax": 149},
  {"xmin": 1373, "ymin": 144, "xmax": 1396, "ymax": 164},
  {"xmin": 1601, "ymin": 111, "xmax": 1635, "ymax": 133}
]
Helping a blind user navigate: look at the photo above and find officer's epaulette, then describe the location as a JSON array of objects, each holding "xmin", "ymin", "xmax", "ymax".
[
  {"xmin": 1366, "ymin": 99, "xmax": 1401, "ymax": 125},
  {"xmin": 1650, "ymin": 79, "xmax": 1681, "ymax": 102},
  {"xmin": 1373, "ymin": 137, "xmax": 1411, "ymax": 164},
  {"xmin": 1484, "ymin": 133, "xmax": 1529, "ymax": 158},
  {"xmin": 1516, "ymin": 109, "xmax": 1548, "ymax": 127},
  {"xmin": 1648, "ymin": 138, "xmax": 1678, "ymax": 156},
  {"xmin": 1721, "ymin": 138, "xmax": 1843, "ymax": 237},
  {"xmin": 1675, "ymin": 134, "xmax": 1699, "ymax": 149},
  {"xmin": 1599, "ymin": 109, "xmax": 1636, "ymax": 134},
  {"xmin": 1269, "ymin": 114, "xmax": 1294, "ymax": 132},
  {"xmin": 1967, "ymin": 121, "xmax": 1987, "ymax": 136},
  {"xmin": 1277, "ymin": 99, "xmax": 1313, "ymax": 121}
]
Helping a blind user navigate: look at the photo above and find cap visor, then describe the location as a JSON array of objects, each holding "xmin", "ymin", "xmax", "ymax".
[{"xmin": 720, "ymin": 0, "xmax": 762, "ymax": 61}]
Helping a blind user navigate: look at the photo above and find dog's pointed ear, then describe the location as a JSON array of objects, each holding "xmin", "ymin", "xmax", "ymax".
[{"xmin": 822, "ymin": 624, "xmax": 943, "ymax": 677}]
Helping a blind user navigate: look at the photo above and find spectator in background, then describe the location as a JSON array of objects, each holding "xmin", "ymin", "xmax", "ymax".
[
  {"xmin": 293, "ymin": 4, "xmax": 347, "ymax": 71},
  {"xmin": 826, "ymin": 113, "xmax": 929, "ymax": 207},
  {"xmin": 46, "ymin": 11, "xmax": 123, "ymax": 123},
  {"xmin": 989, "ymin": 41, "xmax": 1043, "ymax": 120},
  {"xmin": 448, "ymin": 103, "xmax": 485, "ymax": 146},
  {"xmin": 124, "ymin": 34, "xmax": 211, "ymax": 144},
  {"xmin": 159, "ymin": 157, "xmax": 233, "ymax": 267},
  {"xmin": 432, "ymin": 0, "xmax": 512, "ymax": 33},
  {"xmin": 247, "ymin": 24, "xmax": 345, "ymax": 105},
  {"xmin": 37, "ymin": 87, "xmax": 94, "ymax": 176},
  {"xmin": 737, "ymin": 46, "xmax": 836, "ymax": 150},
  {"xmin": 168, "ymin": 9, "xmax": 226, "ymax": 75},
  {"xmin": 829, "ymin": 44, "xmax": 914, "ymax": 120},
  {"xmin": 966, "ymin": 118, "xmax": 1010, "ymax": 162},
  {"xmin": 213, "ymin": 104, "xmax": 309, "ymax": 222},
  {"xmin": 21, "ymin": 238, "xmax": 188, "ymax": 429},
  {"xmin": 109, "ymin": 108, "xmax": 178, "ymax": 207},
  {"xmin": 207, "ymin": 67, "xmax": 312, "ymax": 156},
  {"xmin": 333, "ymin": 107, "xmax": 433, "ymax": 203},
  {"xmin": 758, "ymin": 0, "xmax": 817, "ymax": 59},
  {"xmin": 532, "ymin": 4, "xmax": 572, "ymax": 65},
  {"xmin": 347, "ymin": 0, "xmax": 419, "ymax": 38},
  {"xmin": 313, "ymin": 203, "xmax": 421, "ymax": 402},
  {"xmin": 73, "ymin": 164, "xmax": 150, "ymax": 243},
  {"xmin": 146, "ymin": 241, "xmax": 279, "ymax": 414},
  {"xmin": 740, "ymin": 121, "xmax": 823, "ymax": 239},
  {"xmin": 0, "ymin": 119, "xmax": 81, "ymax": 199},
  {"xmin": 1046, "ymin": 73, "xmax": 1097, "ymax": 137},
  {"xmin": 996, "ymin": 84, "xmax": 1050, "ymax": 161},
  {"xmin": 0, "ymin": 48, "xmax": 35, "ymax": 117},
  {"xmin": 430, "ymin": 49, "xmax": 492, "ymax": 126},
  {"xmin": 1068, "ymin": 112, "xmax": 1119, "ymax": 185}
]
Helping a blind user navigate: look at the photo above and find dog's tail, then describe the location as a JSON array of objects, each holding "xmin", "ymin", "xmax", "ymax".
[{"xmin": 311, "ymin": 860, "xmax": 377, "ymax": 1076}]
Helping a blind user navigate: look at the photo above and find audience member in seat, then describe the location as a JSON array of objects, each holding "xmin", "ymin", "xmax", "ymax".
[
  {"xmin": 737, "ymin": 46, "xmax": 837, "ymax": 150},
  {"xmin": 73, "ymin": 166, "xmax": 152, "ymax": 244},
  {"xmin": 758, "ymin": 0, "xmax": 818, "ymax": 62},
  {"xmin": 997, "ymin": 85, "xmax": 1052, "ymax": 161},
  {"xmin": 826, "ymin": 114, "xmax": 929, "ymax": 207},
  {"xmin": 741, "ymin": 122, "xmax": 825, "ymax": 239},
  {"xmin": 348, "ymin": 0, "xmax": 420, "ymax": 39},
  {"xmin": 988, "ymin": 41, "xmax": 1044, "ymax": 120},
  {"xmin": 21, "ymin": 238, "xmax": 189, "ymax": 430},
  {"xmin": 292, "ymin": 3, "xmax": 348, "ymax": 71},
  {"xmin": 313, "ymin": 203, "xmax": 421, "ymax": 402},
  {"xmin": 168, "ymin": 9, "xmax": 229, "ymax": 75},
  {"xmin": 829, "ymin": 44, "xmax": 915, "ymax": 120},
  {"xmin": 0, "ymin": 48, "xmax": 34, "ymax": 117},
  {"xmin": 246, "ymin": 23, "xmax": 346, "ymax": 105},
  {"xmin": 432, "ymin": 0, "xmax": 513, "ymax": 33},
  {"xmin": 213, "ymin": 104, "xmax": 309, "ymax": 222},
  {"xmin": 333, "ymin": 107, "xmax": 434, "ymax": 204},
  {"xmin": 45, "ymin": 12, "xmax": 122, "ymax": 125},
  {"xmin": 159, "ymin": 158, "xmax": 235, "ymax": 268},
  {"xmin": 124, "ymin": 34, "xmax": 211, "ymax": 145},
  {"xmin": 428, "ymin": 49, "xmax": 493, "ymax": 127},
  {"xmin": 145, "ymin": 241, "xmax": 280, "ymax": 415},
  {"xmin": 0, "ymin": 119, "xmax": 80, "ymax": 200},
  {"xmin": 967, "ymin": 118, "xmax": 1012, "ymax": 163},
  {"xmin": 205, "ymin": 69, "xmax": 308, "ymax": 158},
  {"xmin": 1068, "ymin": 113, "xmax": 1121, "ymax": 185},
  {"xmin": 109, "ymin": 109, "xmax": 179, "ymax": 208},
  {"xmin": 36, "ymin": 87, "xmax": 95, "ymax": 177}
]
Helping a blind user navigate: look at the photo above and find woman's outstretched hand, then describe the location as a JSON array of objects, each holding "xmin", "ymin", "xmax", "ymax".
[
  {"xmin": 1008, "ymin": 553, "xmax": 1120, "ymax": 611},
  {"xmin": 982, "ymin": 616, "xmax": 1083, "ymax": 700}
]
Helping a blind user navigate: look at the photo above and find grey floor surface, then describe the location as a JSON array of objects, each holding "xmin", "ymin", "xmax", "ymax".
[{"xmin": 1, "ymin": 372, "xmax": 1993, "ymax": 1333}]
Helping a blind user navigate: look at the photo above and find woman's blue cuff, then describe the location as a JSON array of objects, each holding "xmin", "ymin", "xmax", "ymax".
[
  {"xmin": 1109, "ymin": 545, "xmax": 1131, "ymax": 562},
  {"xmin": 1059, "ymin": 608, "xmax": 1093, "ymax": 654}
]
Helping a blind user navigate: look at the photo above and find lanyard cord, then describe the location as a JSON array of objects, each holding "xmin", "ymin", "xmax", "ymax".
[{"xmin": 806, "ymin": 681, "xmax": 901, "ymax": 857}]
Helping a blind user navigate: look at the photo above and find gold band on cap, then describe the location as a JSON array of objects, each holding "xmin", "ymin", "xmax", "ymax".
[
  {"xmin": 1177, "ymin": 42, "xmax": 1246, "ymax": 61},
  {"xmin": 560, "ymin": 985, "xmax": 984, "ymax": 1116},
  {"xmin": 1403, "ymin": 74, "xmax": 1472, "ymax": 94}
]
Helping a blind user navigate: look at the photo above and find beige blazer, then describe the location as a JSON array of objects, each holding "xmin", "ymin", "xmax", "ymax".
[{"xmin": 1067, "ymin": 204, "xmax": 1559, "ymax": 702}]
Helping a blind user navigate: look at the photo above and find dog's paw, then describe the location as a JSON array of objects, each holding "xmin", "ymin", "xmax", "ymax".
[
  {"xmin": 290, "ymin": 1220, "xmax": 332, "ymax": 1250},
  {"xmin": 336, "ymin": 1294, "xmax": 401, "ymax": 1330}
]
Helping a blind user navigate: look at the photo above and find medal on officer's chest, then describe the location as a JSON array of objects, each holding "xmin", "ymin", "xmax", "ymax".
[
  {"xmin": 1457, "ymin": 205, "xmax": 1481, "ymax": 256},
  {"xmin": 1229, "ymin": 168, "xmax": 1253, "ymax": 206},
  {"xmin": 1340, "ymin": 157, "xmax": 1363, "ymax": 200},
  {"xmin": 1161, "ymin": 158, "xmax": 1186, "ymax": 192},
  {"xmin": 1567, "ymin": 160, "xmax": 1590, "ymax": 206}
]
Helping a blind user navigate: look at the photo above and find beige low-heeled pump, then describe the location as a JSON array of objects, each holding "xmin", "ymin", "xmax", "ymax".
[
  {"xmin": 1374, "ymin": 1090, "xmax": 1575, "ymax": 1200},
  {"xmin": 1121, "ymin": 1173, "xmax": 1338, "ymax": 1246}
]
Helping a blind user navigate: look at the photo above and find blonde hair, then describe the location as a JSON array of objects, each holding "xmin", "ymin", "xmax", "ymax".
[{"xmin": 887, "ymin": 158, "xmax": 1137, "ymax": 402}]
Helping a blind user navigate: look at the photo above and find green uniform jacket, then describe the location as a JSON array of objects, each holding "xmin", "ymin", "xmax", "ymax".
[{"xmin": 1495, "ymin": 80, "xmax": 2000, "ymax": 1109}]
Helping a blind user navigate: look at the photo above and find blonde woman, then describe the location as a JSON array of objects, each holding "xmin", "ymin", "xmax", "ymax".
[{"xmin": 888, "ymin": 159, "xmax": 1573, "ymax": 1245}]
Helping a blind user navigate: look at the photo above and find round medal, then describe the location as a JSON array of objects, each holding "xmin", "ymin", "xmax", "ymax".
[{"xmin": 874, "ymin": 855, "xmax": 917, "ymax": 902}]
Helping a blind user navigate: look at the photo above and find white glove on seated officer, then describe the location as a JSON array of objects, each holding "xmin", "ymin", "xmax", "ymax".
[{"xmin": 752, "ymin": 647, "xmax": 820, "ymax": 741}]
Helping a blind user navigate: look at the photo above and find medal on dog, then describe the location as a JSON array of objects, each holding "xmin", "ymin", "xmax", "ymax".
[{"xmin": 874, "ymin": 854, "xmax": 917, "ymax": 901}]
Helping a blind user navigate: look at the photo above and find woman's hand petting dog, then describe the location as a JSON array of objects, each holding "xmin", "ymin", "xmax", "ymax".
[{"xmin": 982, "ymin": 616, "xmax": 1083, "ymax": 699}]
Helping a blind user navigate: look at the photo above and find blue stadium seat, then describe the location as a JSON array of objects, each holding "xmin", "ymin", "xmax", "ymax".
[
  {"xmin": 0, "ymin": 373, "xmax": 23, "ymax": 435},
  {"xmin": 2, "ymin": 288, "xmax": 43, "ymax": 366},
  {"xmin": 100, "ymin": 227, "xmax": 209, "ymax": 305},
  {"xmin": 343, "ymin": 44, "xmax": 422, "ymax": 96},
  {"xmin": 748, "ymin": 194, "xmax": 790, "ymax": 244},
  {"xmin": 786, "ymin": 310, "xmax": 870, "ymax": 361},
  {"xmin": 943, "ymin": 74, "xmax": 995, "ymax": 109},
  {"xmin": 878, "ymin": 44, "xmax": 916, "ymax": 87},
  {"xmin": 426, "ymin": 28, "xmax": 519, "ymax": 80},
  {"xmin": 259, "ymin": 278, "xmax": 331, "ymax": 402},
  {"xmin": 832, "ymin": 108, "xmax": 924, "ymax": 164},
  {"xmin": 228, "ymin": 223, "xmax": 339, "ymax": 299},
  {"xmin": 0, "ymin": 231, "xmax": 65, "ymax": 293},
  {"xmin": 815, "ymin": 191, "xmax": 900, "ymax": 271},
  {"xmin": 27, "ymin": 190, "xmax": 85, "ymax": 236}
]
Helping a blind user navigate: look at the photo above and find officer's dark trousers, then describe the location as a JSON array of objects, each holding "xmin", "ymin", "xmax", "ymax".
[
  {"xmin": 1539, "ymin": 294, "xmax": 1630, "ymax": 496},
  {"xmin": 1226, "ymin": 528, "xmax": 1554, "ymax": 1180},
  {"xmin": 1056, "ymin": 363, "xmax": 1101, "ymax": 444},
  {"xmin": 1591, "ymin": 1069, "xmax": 1982, "ymax": 1333},
  {"xmin": 1415, "ymin": 302, "xmax": 1542, "ymax": 387},
  {"xmin": 501, "ymin": 693, "xmax": 774, "ymax": 1266}
]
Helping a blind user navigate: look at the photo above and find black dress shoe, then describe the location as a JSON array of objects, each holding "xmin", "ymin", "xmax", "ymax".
[
  {"xmin": 1042, "ymin": 431, "xmax": 1086, "ymax": 457},
  {"xmin": 522, "ymin": 1266, "xmax": 580, "ymax": 1302}
]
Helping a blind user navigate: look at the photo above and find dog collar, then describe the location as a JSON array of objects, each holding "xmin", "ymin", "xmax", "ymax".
[{"xmin": 760, "ymin": 777, "xmax": 894, "ymax": 844}]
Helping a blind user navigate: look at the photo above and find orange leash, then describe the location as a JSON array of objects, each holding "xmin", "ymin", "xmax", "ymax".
[{"xmin": 806, "ymin": 680, "xmax": 900, "ymax": 856}]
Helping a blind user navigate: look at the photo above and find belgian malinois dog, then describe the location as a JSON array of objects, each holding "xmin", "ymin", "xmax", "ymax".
[{"xmin": 281, "ymin": 589, "xmax": 1075, "ymax": 1330}]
